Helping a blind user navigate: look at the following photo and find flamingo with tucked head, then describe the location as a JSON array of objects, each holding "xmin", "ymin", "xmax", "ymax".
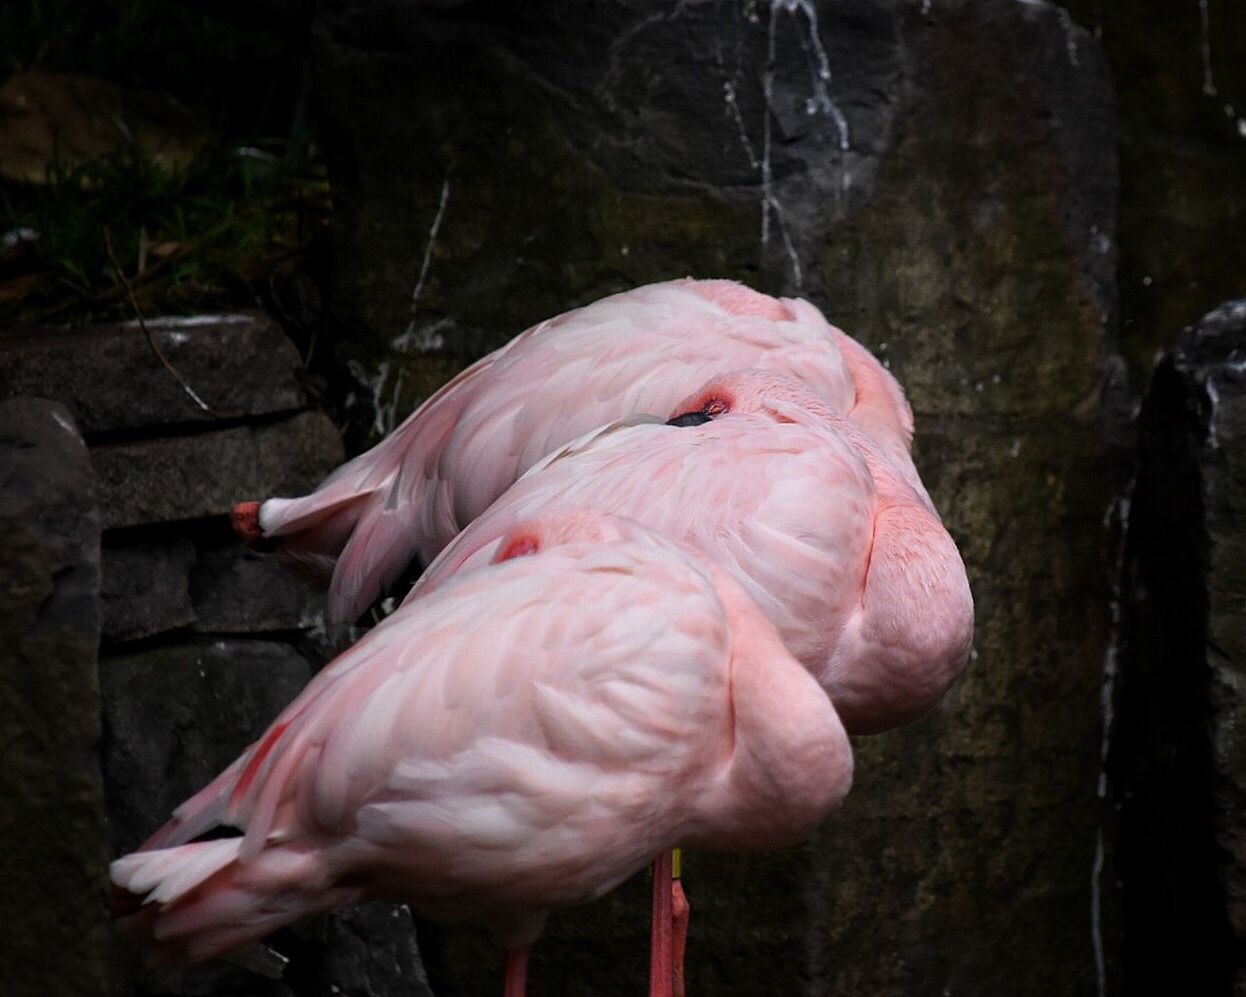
[
  {"xmin": 233, "ymin": 279, "xmax": 916, "ymax": 624},
  {"xmin": 410, "ymin": 369, "xmax": 973, "ymax": 736},
  {"xmin": 386, "ymin": 369, "xmax": 972, "ymax": 989},
  {"xmin": 110, "ymin": 514, "xmax": 853, "ymax": 997}
]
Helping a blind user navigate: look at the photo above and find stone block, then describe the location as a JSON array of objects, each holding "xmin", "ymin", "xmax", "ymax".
[
  {"xmin": 0, "ymin": 313, "xmax": 306, "ymax": 436},
  {"xmin": 0, "ymin": 399, "xmax": 111, "ymax": 997},
  {"xmin": 100, "ymin": 638, "xmax": 313, "ymax": 854},
  {"xmin": 284, "ymin": 903, "xmax": 434, "ymax": 997},
  {"xmin": 190, "ymin": 538, "xmax": 323, "ymax": 634},
  {"xmin": 1115, "ymin": 299, "xmax": 1246, "ymax": 993},
  {"xmin": 102, "ymin": 537, "xmax": 198, "ymax": 642},
  {"xmin": 93, "ymin": 410, "xmax": 344, "ymax": 529}
]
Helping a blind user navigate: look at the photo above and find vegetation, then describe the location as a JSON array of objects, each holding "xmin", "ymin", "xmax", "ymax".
[
  {"xmin": 1, "ymin": 144, "xmax": 328, "ymax": 322},
  {"xmin": 0, "ymin": 0, "xmax": 323, "ymax": 326}
]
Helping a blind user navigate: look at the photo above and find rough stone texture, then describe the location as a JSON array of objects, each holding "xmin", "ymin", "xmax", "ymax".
[
  {"xmin": 102, "ymin": 537, "xmax": 198, "ymax": 642},
  {"xmin": 93, "ymin": 410, "xmax": 344, "ymax": 529},
  {"xmin": 1114, "ymin": 299, "xmax": 1246, "ymax": 995},
  {"xmin": 0, "ymin": 313, "xmax": 306, "ymax": 436},
  {"xmin": 1061, "ymin": 0, "xmax": 1246, "ymax": 389},
  {"xmin": 311, "ymin": 1, "xmax": 1127, "ymax": 994},
  {"xmin": 284, "ymin": 903, "xmax": 435, "ymax": 997},
  {"xmin": 191, "ymin": 536, "xmax": 324, "ymax": 634},
  {"xmin": 102, "ymin": 638, "xmax": 432, "ymax": 997},
  {"xmin": 0, "ymin": 399, "xmax": 111, "ymax": 997},
  {"xmin": 100, "ymin": 638, "xmax": 313, "ymax": 854}
]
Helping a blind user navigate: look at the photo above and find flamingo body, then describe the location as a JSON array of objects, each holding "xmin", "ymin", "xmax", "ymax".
[
  {"xmin": 408, "ymin": 371, "xmax": 973, "ymax": 734},
  {"xmin": 254, "ymin": 279, "xmax": 913, "ymax": 623},
  {"xmin": 112, "ymin": 516, "xmax": 852, "ymax": 962}
]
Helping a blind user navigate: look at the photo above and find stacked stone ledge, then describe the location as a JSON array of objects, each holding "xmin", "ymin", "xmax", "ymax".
[{"xmin": 0, "ymin": 314, "xmax": 430, "ymax": 996}]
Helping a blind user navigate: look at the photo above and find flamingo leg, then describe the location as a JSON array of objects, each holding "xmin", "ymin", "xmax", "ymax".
[
  {"xmin": 650, "ymin": 851, "xmax": 674, "ymax": 997},
  {"xmin": 672, "ymin": 849, "xmax": 689, "ymax": 997},
  {"xmin": 503, "ymin": 945, "xmax": 529, "ymax": 997}
]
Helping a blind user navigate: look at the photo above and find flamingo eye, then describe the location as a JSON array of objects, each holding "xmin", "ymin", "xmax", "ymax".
[{"xmin": 665, "ymin": 396, "xmax": 730, "ymax": 427}]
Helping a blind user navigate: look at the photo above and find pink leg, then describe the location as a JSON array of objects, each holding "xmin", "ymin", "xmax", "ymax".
[
  {"xmin": 672, "ymin": 878, "xmax": 689, "ymax": 997},
  {"xmin": 650, "ymin": 851, "xmax": 674, "ymax": 997},
  {"xmin": 503, "ymin": 945, "xmax": 529, "ymax": 997}
]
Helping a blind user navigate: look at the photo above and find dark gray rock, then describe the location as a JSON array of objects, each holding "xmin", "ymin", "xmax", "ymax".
[
  {"xmin": 100, "ymin": 639, "xmax": 439, "ymax": 997},
  {"xmin": 1114, "ymin": 299, "xmax": 1246, "ymax": 994},
  {"xmin": 284, "ymin": 903, "xmax": 434, "ymax": 997},
  {"xmin": 0, "ymin": 399, "xmax": 111, "ymax": 997},
  {"xmin": 100, "ymin": 638, "xmax": 313, "ymax": 854},
  {"xmin": 102, "ymin": 537, "xmax": 198, "ymax": 642},
  {"xmin": 93, "ymin": 410, "xmax": 344, "ymax": 529},
  {"xmin": 0, "ymin": 313, "xmax": 306, "ymax": 436},
  {"xmin": 191, "ymin": 538, "xmax": 323, "ymax": 634},
  {"xmin": 312, "ymin": 1, "xmax": 1126, "ymax": 994},
  {"xmin": 1059, "ymin": 0, "xmax": 1246, "ymax": 391}
]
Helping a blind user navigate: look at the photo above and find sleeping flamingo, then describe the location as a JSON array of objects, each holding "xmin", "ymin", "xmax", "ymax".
[
  {"xmin": 234, "ymin": 278, "xmax": 918, "ymax": 624},
  {"xmin": 385, "ymin": 369, "xmax": 972, "ymax": 990},
  {"xmin": 111, "ymin": 513, "xmax": 854, "ymax": 997},
  {"xmin": 408, "ymin": 369, "xmax": 974, "ymax": 736}
]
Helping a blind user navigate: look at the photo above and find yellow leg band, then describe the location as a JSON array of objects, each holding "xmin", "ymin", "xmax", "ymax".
[{"xmin": 672, "ymin": 848, "xmax": 682, "ymax": 880}]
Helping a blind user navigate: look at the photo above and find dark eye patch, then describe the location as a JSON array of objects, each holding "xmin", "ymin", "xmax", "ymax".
[
  {"xmin": 666, "ymin": 410, "xmax": 713, "ymax": 427},
  {"xmin": 667, "ymin": 396, "xmax": 730, "ymax": 426}
]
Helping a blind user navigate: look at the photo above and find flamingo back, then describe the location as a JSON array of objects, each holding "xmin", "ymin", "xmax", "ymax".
[
  {"xmin": 256, "ymin": 279, "xmax": 863, "ymax": 623},
  {"xmin": 113, "ymin": 516, "xmax": 852, "ymax": 958}
]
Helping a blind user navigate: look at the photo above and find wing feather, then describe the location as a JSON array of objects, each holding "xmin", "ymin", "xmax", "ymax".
[{"xmin": 158, "ymin": 537, "xmax": 735, "ymax": 865}]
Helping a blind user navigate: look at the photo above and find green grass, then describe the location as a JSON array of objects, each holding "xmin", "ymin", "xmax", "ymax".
[
  {"xmin": 1, "ymin": 142, "xmax": 328, "ymax": 322},
  {"xmin": 0, "ymin": 0, "xmax": 323, "ymax": 324}
]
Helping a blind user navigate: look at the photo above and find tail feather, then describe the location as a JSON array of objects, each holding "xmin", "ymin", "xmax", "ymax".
[
  {"xmin": 141, "ymin": 756, "xmax": 247, "ymax": 851},
  {"xmin": 240, "ymin": 355, "xmax": 495, "ymax": 623},
  {"xmin": 251, "ymin": 488, "xmax": 384, "ymax": 582},
  {"xmin": 258, "ymin": 487, "xmax": 380, "ymax": 542},
  {"xmin": 112, "ymin": 839, "xmax": 243, "ymax": 908},
  {"xmin": 112, "ymin": 839, "xmax": 357, "ymax": 964}
]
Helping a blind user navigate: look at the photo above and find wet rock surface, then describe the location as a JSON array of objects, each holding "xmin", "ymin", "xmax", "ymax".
[
  {"xmin": 0, "ymin": 399, "xmax": 111, "ymax": 997},
  {"xmin": 311, "ymin": 1, "xmax": 1126, "ymax": 993},
  {"xmin": 1115, "ymin": 299, "xmax": 1246, "ymax": 994}
]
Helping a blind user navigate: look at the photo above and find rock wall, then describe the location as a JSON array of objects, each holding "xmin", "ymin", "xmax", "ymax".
[
  {"xmin": 1115, "ymin": 300, "xmax": 1246, "ymax": 995},
  {"xmin": 311, "ymin": 1, "xmax": 1128, "ymax": 994},
  {"xmin": 0, "ymin": 399, "xmax": 110, "ymax": 997},
  {"xmin": 1061, "ymin": 0, "xmax": 1246, "ymax": 388},
  {"xmin": 12, "ymin": 1, "xmax": 1242, "ymax": 993},
  {"xmin": 0, "ymin": 314, "xmax": 430, "ymax": 997}
]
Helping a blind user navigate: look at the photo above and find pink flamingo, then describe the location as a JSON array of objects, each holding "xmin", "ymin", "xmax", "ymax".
[
  {"xmin": 235, "ymin": 279, "xmax": 916, "ymax": 624},
  {"xmin": 111, "ymin": 513, "xmax": 854, "ymax": 997},
  {"xmin": 390, "ymin": 369, "xmax": 972, "ymax": 990},
  {"xmin": 409, "ymin": 369, "xmax": 974, "ymax": 736}
]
